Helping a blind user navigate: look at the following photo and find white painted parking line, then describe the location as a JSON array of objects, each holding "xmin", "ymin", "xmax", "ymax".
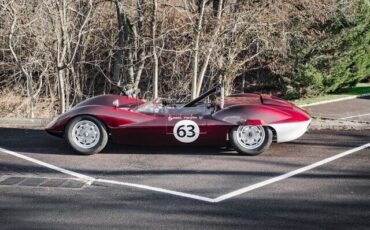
[
  {"xmin": 340, "ymin": 113, "xmax": 370, "ymax": 120},
  {"xmin": 0, "ymin": 147, "xmax": 94, "ymax": 182},
  {"xmin": 0, "ymin": 143, "xmax": 369, "ymax": 203},
  {"xmin": 95, "ymin": 179, "xmax": 215, "ymax": 202},
  {"xmin": 213, "ymin": 143, "xmax": 370, "ymax": 202},
  {"xmin": 0, "ymin": 147, "xmax": 214, "ymax": 202}
]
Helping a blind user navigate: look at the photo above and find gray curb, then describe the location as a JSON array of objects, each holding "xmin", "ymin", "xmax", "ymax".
[
  {"xmin": 298, "ymin": 93, "xmax": 370, "ymax": 108},
  {"xmin": 0, "ymin": 118, "xmax": 51, "ymax": 129}
]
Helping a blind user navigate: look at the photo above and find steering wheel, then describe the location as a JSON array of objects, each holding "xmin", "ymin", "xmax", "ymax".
[{"xmin": 161, "ymin": 98, "xmax": 177, "ymax": 106}]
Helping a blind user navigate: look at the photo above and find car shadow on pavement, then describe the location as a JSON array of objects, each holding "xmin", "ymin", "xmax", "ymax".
[
  {"xmin": 0, "ymin": 127, "xmax": 237, "ymax": 156},
  {"xmin": 0, "ymin": 127, "xmax": 369, "ymax": 157}
]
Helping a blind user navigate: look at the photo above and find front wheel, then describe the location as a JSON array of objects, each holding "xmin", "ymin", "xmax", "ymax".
[
  {"xmin": 229, "ymin": 125, "xmax": 272, "ymax": 156},
  {"xmin": 65, "ymin": 115, "xmax": 108, "ymax": 155}
]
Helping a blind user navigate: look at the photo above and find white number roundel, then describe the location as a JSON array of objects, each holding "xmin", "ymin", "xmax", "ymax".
[{"xmin": 173, "ymin": 120, "xmax": 200, "ymax": 143}]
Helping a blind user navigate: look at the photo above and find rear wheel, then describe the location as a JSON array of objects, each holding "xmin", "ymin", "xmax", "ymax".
[
  {"xmin": 65, "ymin": 115, "xmax": 108, "ymax": 155},
  {"xmin": 229, "ymin": 125, "xmax": 272, "ymax": 156}
]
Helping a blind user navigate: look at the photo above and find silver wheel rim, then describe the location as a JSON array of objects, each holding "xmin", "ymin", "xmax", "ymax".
[
  {"xmin": 71, "ymin": 120, "xmax": 100, "ymax": 149},
  {"xmin": 236, "ymin": 125, "xmax": 265, "ymax": 150}
]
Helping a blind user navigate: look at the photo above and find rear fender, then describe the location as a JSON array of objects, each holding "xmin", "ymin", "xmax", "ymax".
[
  {"xmin": 245, "ymin": 119, "xmax": 266, "ymax": 126},
  {"xmin": 213, "ymin": 104, "xmax": 311, "ymax": 143},
  {"xmin": 213, "ymin": 104, "xmax": 292, "ymax": 125}
]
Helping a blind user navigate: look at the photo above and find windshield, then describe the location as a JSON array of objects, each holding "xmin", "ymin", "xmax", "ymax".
[
  {"xmin": 135, "ymin": 99, "xmax": 165, "ymax": 114},
  {"xmin": 134, "ymin": 85, "xmax": 222, "ymax": 114}
]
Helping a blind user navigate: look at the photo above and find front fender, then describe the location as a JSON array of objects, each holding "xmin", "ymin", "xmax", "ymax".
[
  {"xmin": 74, "ymin": 95, "xmax": 144, "ymax": 108},
  {"xmin": 45, "ymin": 105, "xmax": 154, "ymax": 137}
]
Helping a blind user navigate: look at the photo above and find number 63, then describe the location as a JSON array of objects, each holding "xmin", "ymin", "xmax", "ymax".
[{"xmin": 176, "ymin": 125, "xmax": 196, "ymax": 138}]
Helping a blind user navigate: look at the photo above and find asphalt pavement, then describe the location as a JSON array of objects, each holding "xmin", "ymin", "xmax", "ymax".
[
  {"xmin": 306, "ymin": 95, "xmax": 370, "ymax": 121},
  {"xmin": 0, "ymin": 127, "xmax": 369, "ymax": 229}
]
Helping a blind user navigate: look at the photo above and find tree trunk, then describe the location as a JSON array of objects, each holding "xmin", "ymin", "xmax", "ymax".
[
  {"xmin": 196, "ymin": 0, "xmax": 223, "ymax": 96},
  {"xmin": 113, "ymin": 0, "xmax": 127, "ymax": 85},
  {"xmin": 8, "ymin": 9, "xmax": 35, "ymax": 117},
  {"xmin": 192, "ymin": 0, "xmax": 207, "ymax": 99},
  {"xmin": 133, "ymin": 0, "xmax": 145, "ymax": 95},
  {"xmin": 152, "ymin": 0, "xmax": 158, "ymax": 98},
  {"xmin": 57, "ymin": 69, "xmax": 66, "ymax": 113}
]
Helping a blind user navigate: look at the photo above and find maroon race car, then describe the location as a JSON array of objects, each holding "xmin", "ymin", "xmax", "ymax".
[{"xmin": 46, "ymin": 85, "xmax": 311, "ymax": 156}]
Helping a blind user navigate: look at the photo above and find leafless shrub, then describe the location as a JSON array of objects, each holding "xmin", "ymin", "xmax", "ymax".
[{"xmin": 0, "ymin": 0, "xmax": 346, "ymax": 117}]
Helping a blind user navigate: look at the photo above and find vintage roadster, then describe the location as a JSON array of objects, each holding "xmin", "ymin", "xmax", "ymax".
[{"xmin": 46, "ymin": 85, "xmax": 311, "ymax": 155}]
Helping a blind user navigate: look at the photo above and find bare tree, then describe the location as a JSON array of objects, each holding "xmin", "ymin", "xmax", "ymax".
[
  {"xmin": 48, "ymin": 0, "xmax": 93, "ymax": 112},
  {"xmin": 195, "ymin": 0, "xmax": 223, "ymax": 96},
  {"xmin": 151, "ymin": 0, "xmax": 159, "ymax": 98},
  {"xmin": 0, "ymin": 0, "xmax": 345, "ymax": 118},
  {"xmin": 112, "ymin": 0, "xmax": 130, "ymax": 86},
  {"xmin": 191, "ymin": 0, "xmax": 207, "ymax": 99}
]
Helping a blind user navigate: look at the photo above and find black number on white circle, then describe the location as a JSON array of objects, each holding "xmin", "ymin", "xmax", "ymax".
[
  {"xmin": 173, "ymin": 120, "xmax": 200, "ymax": 143},
  {"xmin": 187, "ymin": 125, "xmax": 195, "ymax": 137},
  {"xmin": 177, "ymin": 125, "xmax": 195, "ymax": 138},
  {"xmin": 177, "ymin": 125, "xmax": 186, "ymax": 138}
]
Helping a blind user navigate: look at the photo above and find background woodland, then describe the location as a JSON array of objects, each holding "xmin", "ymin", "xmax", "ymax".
[{"xmin": 0, "ymin": 0, "xmax": 369, "ymax": 117}]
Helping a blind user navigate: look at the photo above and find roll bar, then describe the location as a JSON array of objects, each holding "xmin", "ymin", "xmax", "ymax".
[{"xmin": 183, "ymin": 84, "xmax": 224, "ymax": 108}]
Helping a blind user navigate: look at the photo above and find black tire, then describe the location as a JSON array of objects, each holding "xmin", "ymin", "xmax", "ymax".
[
  {"xmin": 229, "ymin": 126, "xmax": 272, "ymax": 156},
  {"xmin": 65, "ymin": 115, "xmax": 108, "ymax": 155}
]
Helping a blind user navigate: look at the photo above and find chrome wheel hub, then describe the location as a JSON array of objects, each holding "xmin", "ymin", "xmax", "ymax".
[
  {"xmin": 71, "ymin": 120, "xmax": 100, "ymax": 149},
  {"xmin": 236, "ymin": 125, "xmax": 265, "ymax": 150}
]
